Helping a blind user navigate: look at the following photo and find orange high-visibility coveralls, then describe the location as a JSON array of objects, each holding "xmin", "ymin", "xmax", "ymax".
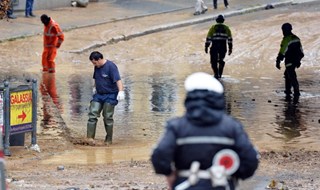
[{"xmin": 42, "ymin": 19, "xmax": 64, "ymax": 73}]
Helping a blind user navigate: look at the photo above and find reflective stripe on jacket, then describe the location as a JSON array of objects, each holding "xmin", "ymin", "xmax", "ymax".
[
  {"xmin": 278, "ymin": 34, "xmax": 304, "ymax": 66},
  {"xmin": 206, "ymin": 23, "xmax": 232, "ymax": 49},
  {"xmin": 43, "ymin": 19, "xmax": 64, "ymax": 48},
  {"xmin": 151, "ymin": 90, "xmax": 259, "ymax": 190}
]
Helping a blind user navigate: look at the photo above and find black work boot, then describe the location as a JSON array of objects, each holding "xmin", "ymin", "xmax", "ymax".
[
  {"xmin": 293, "ymin": 91, "xmax": 300, "ymax": 104},
  {"xmin": 293, "ymin": 95, "xmax": 299, "ymax": 105}
]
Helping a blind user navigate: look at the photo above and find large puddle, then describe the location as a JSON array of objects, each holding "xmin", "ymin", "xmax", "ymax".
[
  {"xmin": 1, "ymin": 2, "xmax": 320, "ymax": 165},
  {"xmin": 42, "ymin": 143, "xmax": 154, "ymax": 165}
]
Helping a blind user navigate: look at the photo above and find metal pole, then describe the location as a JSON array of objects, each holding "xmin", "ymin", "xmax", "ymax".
[
  {"xmin": 3, "ymin": 81, "xmax": 11, "ymax": 156},
  {"xmin": 31, "ymin": 79, "xmax": 38, "ymax": 145},
  {"xmin": 0, "ymin": 127, "xmax": 6, "ymax": 190},
  {"xmin": 0, "ymin": 163, "xmax": 6, "ymax": 190}
]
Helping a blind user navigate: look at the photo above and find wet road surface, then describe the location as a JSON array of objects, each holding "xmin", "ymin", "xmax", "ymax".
[{"xmin": 1, "ymin": 0, "xmax": 320, "ymax": 167}]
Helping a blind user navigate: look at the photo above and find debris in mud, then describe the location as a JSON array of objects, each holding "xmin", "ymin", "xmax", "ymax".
[
  {"xmin": 71, "ymin": 0, "xmax": 89, "ymax": 8},
  {"xmin": 71, "ymin": 137, "xmax": 112, "ymax": 147},
  {"xmin": 57, "ymin": 165, "xmax": 65, "ymax": 171},
  {"xmin": 265, "ymin": 4, "xmax": 275, "ymax": 10},
  {"xmin": 28, "ymin": 144, "xmax": 41, "ymax": 153},
  {"xmin": 266, "ymin": 179, "xmax": 288, "ymax": 190},
  {"xmin": 64, "ymin": 187, "xmax": 80, "ymax": 190}
]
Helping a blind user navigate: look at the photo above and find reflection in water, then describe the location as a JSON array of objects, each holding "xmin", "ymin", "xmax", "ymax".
[
  {"xmin": 224, "ymin": 91, "xmax": 232, "ymax": 115},
  {"xmin": 40, "ymin": 73, "xmax": 62, "ymax": 126},
  {"xmin": 118, "ymin": 75, "xmax": 132, "ymax": 112},
  {"xmin": 149, "ymin": 76, "xmax": 176, "ymax": 112},
  {"xmin": 39, "ymin": 17, "xmax": 320, "ymax": 162},
  {"xmin": 220, "ymin": 78, "xmax": 247, "ymax": 116},
  {"xmin": 68, "ymin": 74, "xmax": 83, "ymax": 118},
  {"xmin": 42, "ymin": 145, "xmax": 152, "ymax": 165},
  {"xmin": 41, "ymin": 73, "xmax": 61, "ymax": 108},
  {"xmin": 274, "ymin": 101, "xmax": 306, "ymax": 142}
]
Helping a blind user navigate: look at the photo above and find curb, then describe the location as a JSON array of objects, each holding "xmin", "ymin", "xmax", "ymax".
[
  {"xmin": 69, "ymin": 0, "xmax": 297, "ymax": 53},
  {"xmin": 0, "ymin": 6, "xmax": 193, "ymax": 43}
]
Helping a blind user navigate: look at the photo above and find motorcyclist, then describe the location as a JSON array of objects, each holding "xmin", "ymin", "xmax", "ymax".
[{"xmin": 151, "ymin": 72, "xmax": 259, "ymax": 190}]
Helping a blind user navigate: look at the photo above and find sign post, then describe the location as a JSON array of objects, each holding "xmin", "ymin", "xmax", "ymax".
[
  {"xmin": 3, "ymin": 81, "xmax": 10, "ymax": 156},
  {"xmin": 32, "ymin": 79, "xmax": 38, "ymax": 145},
  {"xmin": 2, "ymin": 79, "xmax": 38, "ymax": 156},
  {"xmin": 0, "ymin": 127, "xmax": 6, "ymax": 190}
]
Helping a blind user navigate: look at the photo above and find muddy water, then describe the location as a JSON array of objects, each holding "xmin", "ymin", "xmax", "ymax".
[
  {"xmin": 2, "ymin": 3, "xmax": 320, "ymax": 165},
  {"xmin": 44, "ymin": 19, "xmax": 320, "ymax": 165}
]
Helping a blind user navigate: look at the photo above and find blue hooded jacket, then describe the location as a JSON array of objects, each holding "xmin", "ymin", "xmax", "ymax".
[{"xmin": 151, "ymin": 90, "xmax": 259, "ymax": 190}]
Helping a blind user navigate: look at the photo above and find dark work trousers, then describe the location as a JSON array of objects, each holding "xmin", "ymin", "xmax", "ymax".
[
  {"xmin": 284, "ymin": 66, "xmax": 300, "ymax": 97},
  {"xmin": 25, "ymin": 0, "xmax": 34, "ymax": 16},
  {"xmin": 210, "ymin": 48, "xmax": 226, "ymax": 78},
  {"xmin": 213, "ymin": 0, "xmax": 229, "ymax": 8},
  {"xmin": 6, "ymin": 1, "xmax": 13, "ymax": 16}
]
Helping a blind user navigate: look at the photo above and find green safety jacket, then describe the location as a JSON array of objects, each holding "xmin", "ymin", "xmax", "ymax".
[
  {"xmin": 277, "ymin": 33, "xmax": 304, "ymax": 67},
  {"xmin": 205, "ymin": 23, "xmax": 233, "ymax": 51}
]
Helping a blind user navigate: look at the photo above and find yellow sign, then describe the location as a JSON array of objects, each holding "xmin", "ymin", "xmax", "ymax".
[{"xmin": 10, "ymin": 90, "xmax": 33, "ymax": 126}]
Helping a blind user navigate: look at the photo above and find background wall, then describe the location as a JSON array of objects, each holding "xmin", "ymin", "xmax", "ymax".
[
  {"xmin": 12, "ymin": 0, "xmax": 112, "ymax": 11},
  {"xmin": 13, "ymin": 0, "xmax": 72, "ymax": 11}
]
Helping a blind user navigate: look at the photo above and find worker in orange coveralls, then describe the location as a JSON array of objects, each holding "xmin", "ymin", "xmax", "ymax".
[{"xmin": 40, "ymin": 14, "xmax": 64, "ymax": 73}]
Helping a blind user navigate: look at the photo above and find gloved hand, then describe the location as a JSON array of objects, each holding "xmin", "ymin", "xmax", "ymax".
[
  {"xmin": 92, "ymin": 87, "xmax": 97, "ymax": 95},
  {"xmin": 276, "ymin": 61, "xmax": 281, "ymax": 70},
  {"xmin": 228, "ymin": 49, "xmax": 232, "ymax": 55},
  {"xmin": 117, "ymin": 91, "xmax": 125, "ymax": 100},
  {"xmin": 276, "ymin": 54, "xmax": 283, "ymax": 70},
  {"xmin": 205, "ymin": 47, "xmax": 208, "ymax": 54}
]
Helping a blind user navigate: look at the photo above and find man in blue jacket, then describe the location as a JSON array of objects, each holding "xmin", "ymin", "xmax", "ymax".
[
  {"xmin": 151, "ymin": 72, "xmax": 259, "ymax": 190},
  {"xmin": 86, "ymin": 51, "xmax": 125, "ymax": 146}
]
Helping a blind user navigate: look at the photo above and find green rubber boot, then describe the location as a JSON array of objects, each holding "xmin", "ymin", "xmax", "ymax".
[
  {"xmin": 102, "ymin": 102, "xmax": 115, "ymax": 144},
  {"xmin": 87, "ymin": 101, "xmax": 102, "ymax": 139}
]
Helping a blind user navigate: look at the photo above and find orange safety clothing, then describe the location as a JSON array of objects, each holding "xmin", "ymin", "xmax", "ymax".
[{"xmin": 42, "ymin": 19, "xmax": 64, "ymax": 73}]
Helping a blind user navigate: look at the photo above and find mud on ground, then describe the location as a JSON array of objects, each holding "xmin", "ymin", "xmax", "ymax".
[
  {"xmin": 3, "ymin": 1, "xmax": 320, "ymax": 190},
  {"xmin": 5, "ymin": 94, "xmax": 320, "ymax": 189},
  {"xmin": 6, "ymin": 134, "xmax": 320, "ymax": 190}
]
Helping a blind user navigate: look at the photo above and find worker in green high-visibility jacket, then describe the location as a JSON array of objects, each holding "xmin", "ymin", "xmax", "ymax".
[
  {"xmin": 205, "ymin": 14, "xmax": 232, "ymax": 79},
  {"xmin": 276, "ymin": 23, "xmax": 304, "ymax": 102}
]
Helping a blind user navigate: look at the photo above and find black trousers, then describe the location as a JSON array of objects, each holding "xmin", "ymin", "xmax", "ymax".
[
  {"xmin": 213, "ymin": 0, "xmax": 229, "ymax": 8},
  {"xmin": 284, "ymin": 66, "xmax": 300, "ymax": 96},
  {"xmin": 210, "ymin": 49, "xmax": 226, "ymax": 78}
]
